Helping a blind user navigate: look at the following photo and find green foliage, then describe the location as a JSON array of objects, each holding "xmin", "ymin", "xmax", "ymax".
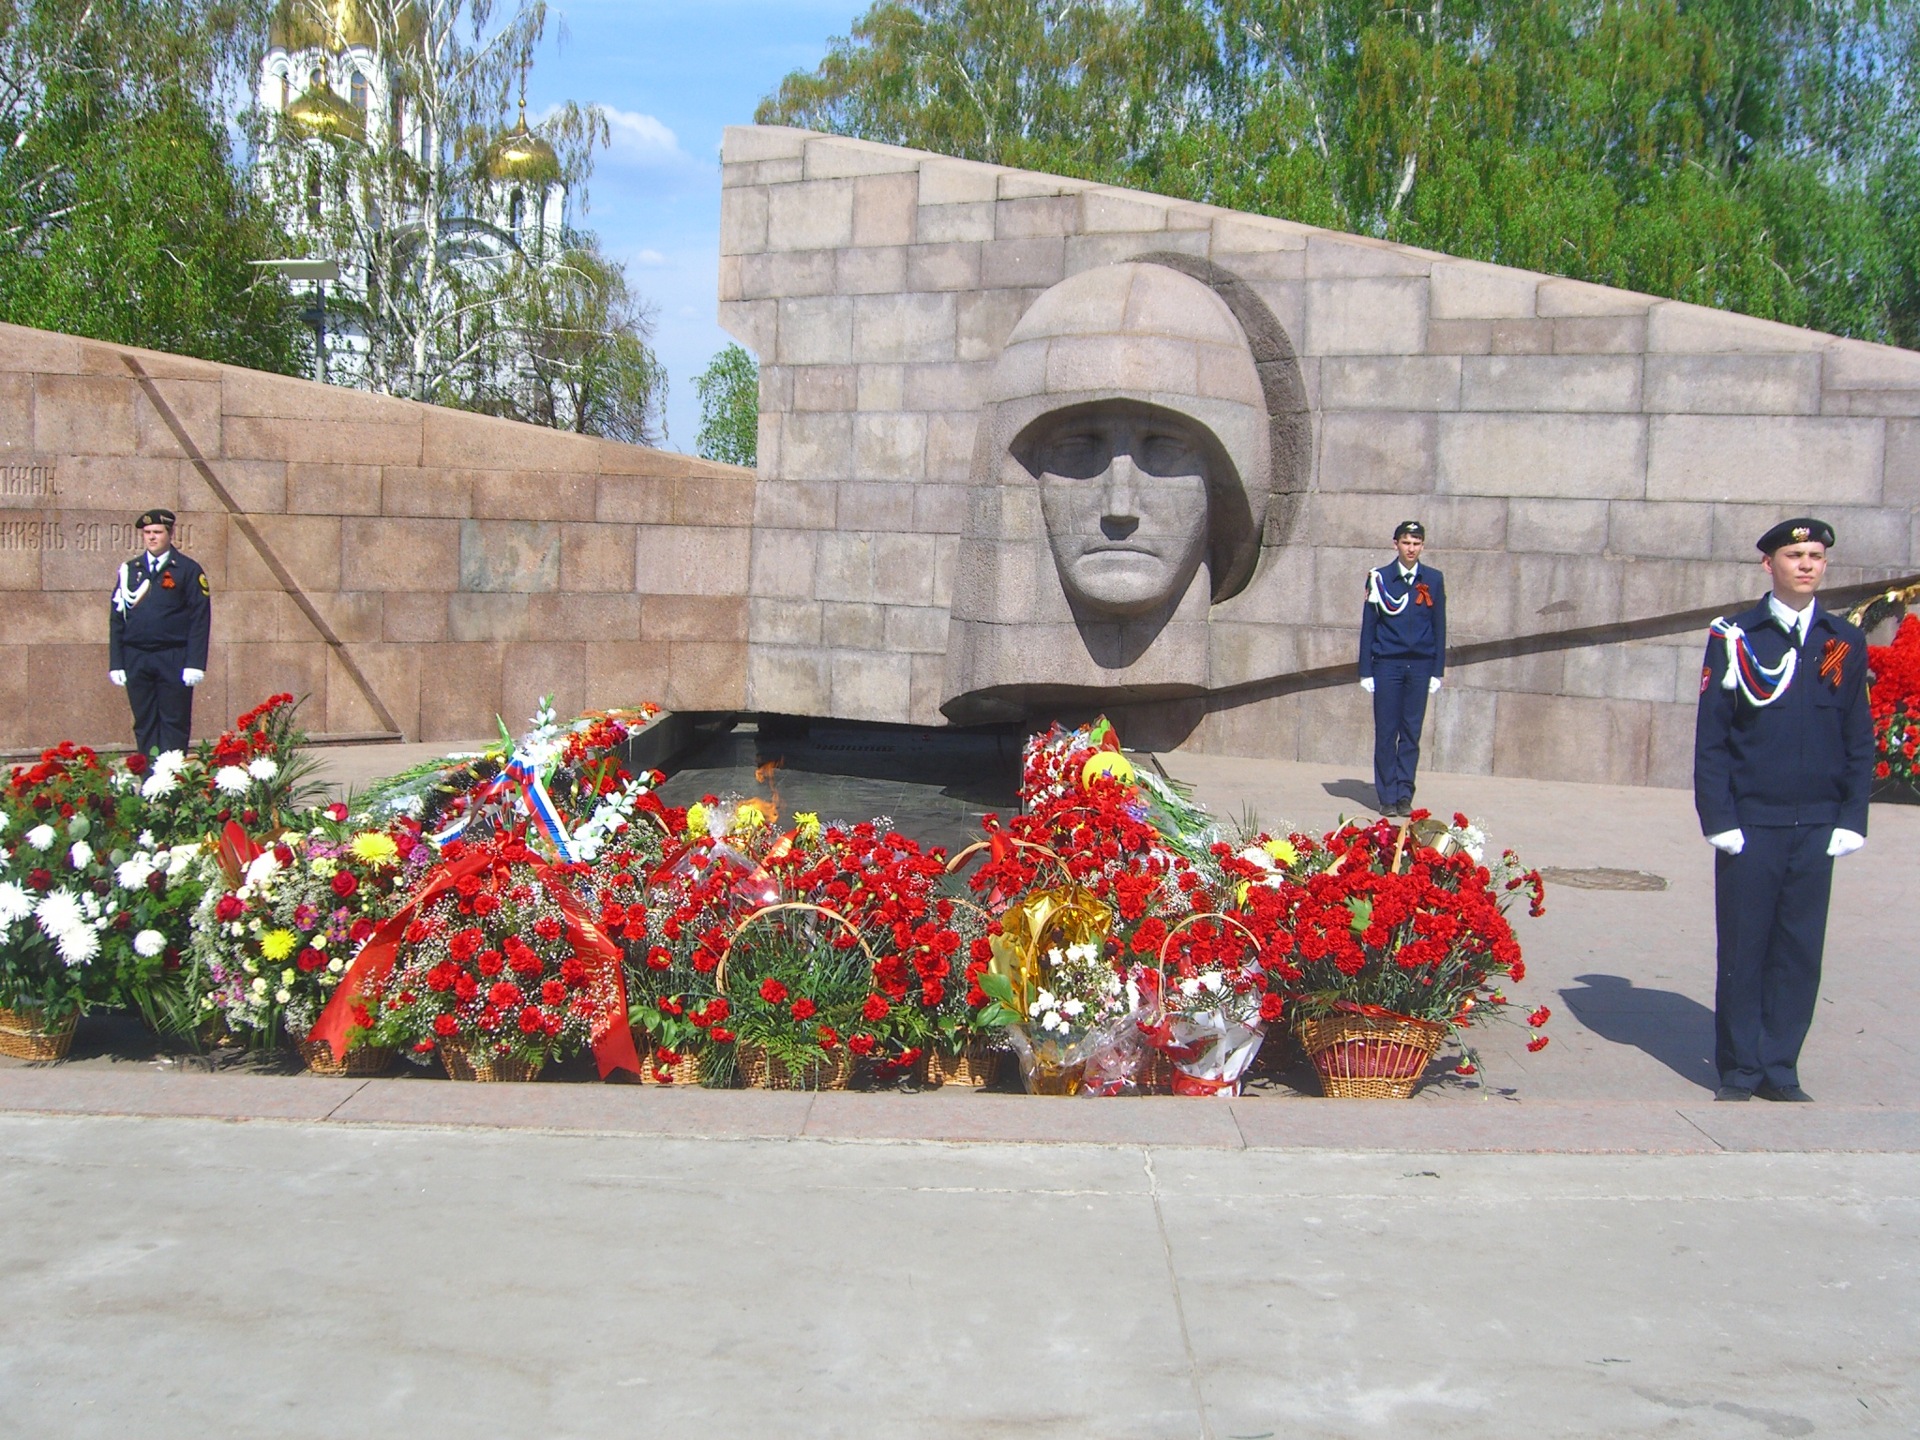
[
  {"xmin": 0, "ymin": 0, "xmax": 308, "ymax": 370},
  {"xmin": 694, "ymin": 343, "xmax": 759, "ymax": 467},
  {"xmin": 761, "ymin": 0, "xmax": 1920, "ymax": 346}
]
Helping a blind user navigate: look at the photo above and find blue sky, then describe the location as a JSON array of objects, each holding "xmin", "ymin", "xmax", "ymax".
[{"xmin": 525, "ymin": 2, "xmax": 866, "ymax": 451}]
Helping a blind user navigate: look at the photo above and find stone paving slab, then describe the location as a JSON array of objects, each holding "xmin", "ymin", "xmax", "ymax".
[
  {"xmin": 3, "ymin": 1114, "xmax": 1914, "ymax": 1438},
  {"xmin": 4, "ymin": 1068, "xmax": 1913, "ymax": 1154}
]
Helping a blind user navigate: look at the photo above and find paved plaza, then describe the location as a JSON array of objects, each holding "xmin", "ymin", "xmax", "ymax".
[{"xmin": 3, "ymin": 746, "xmax": 1917, "ymax": 1435}]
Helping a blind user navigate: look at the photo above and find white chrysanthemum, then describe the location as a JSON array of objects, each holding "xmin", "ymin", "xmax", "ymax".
[
  {"xmin": 141, "ymin": 769, "xmax": 179, "ymax": 800},
  {"xmin": 151, "ymin": 749, "xmax": 186, "ymax": 774},
  {"xmin": 163, "ymin": 844, "xmax": 199, "ymax": 878},
  {"xmin": 0, "ymin": 881, "xmax": 32, "ymax": 926},
  {"xmin": 133, "ymin": 929, "xmax": 168, "ymax": 958},
  {"xmin": 34, "ymin": 888, "xmax": 84, "ymax": 940},
  {"xmin": 0, "ymin": 808, "xmax": 11, "ymax": 832},
  {"xmin": 25, "ymin": 824, "xmax": 56, "ymax": 852},
  {"xmin": 247, "ymin": 757, "xmax": 279, "ymax": 781},
  {"xmin": 214, "ymin": 765, "xmax": 252, "ymax": 795},
  {"xmin": 116, "ymin": 857, "xmax": 156, "ymax": 890},
  {"xmin": 138, "ymin": 829, "xmax": 156, "ymax": 849},
  {"xmin": 56, "ymin": 924, "xmax": 99, "ymax": 966},
  {"xmin": 69, "ymin": 840, "xmax": 93, "ymax": 869}
]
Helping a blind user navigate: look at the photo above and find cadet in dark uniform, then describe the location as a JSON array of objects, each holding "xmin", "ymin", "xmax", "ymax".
[
  {"xmin": 108, "ymin": 509, "xmax": 212, "ymax": 755},
  {"xmin": 1694, "ymin": 517, "xmax": 1873, "ymax": 1102},
  {"xmin": 1358, "ymin": 520, "xmax": 1447, "ymax": 817}
]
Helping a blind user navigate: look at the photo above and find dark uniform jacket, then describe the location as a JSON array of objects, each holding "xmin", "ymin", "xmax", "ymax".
[
  {"xmin": 108, "ymin": 551, "xmax": 212, "ymax": 671},
  {"xmin": 1358, "ymin": 563, "xmax": 1446, "ymax": 679},
  {"xmin": 1693, "ymin": 598, "xmax": 1874, "ymax": 836}
]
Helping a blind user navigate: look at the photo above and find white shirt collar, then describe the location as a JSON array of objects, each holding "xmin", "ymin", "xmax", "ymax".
[
  {"xmin": 1398, "ymin": 563, "xmax": 1417, "ymax": 583},
  {"xmin": 1768, "ymin": 593, "xmax": 1814, "ymax": 641}
]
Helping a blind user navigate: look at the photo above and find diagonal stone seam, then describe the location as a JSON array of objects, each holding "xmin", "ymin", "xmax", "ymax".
[{"xmin": 121, "ymin": 353, "xmax": 401, "ymax": 737}]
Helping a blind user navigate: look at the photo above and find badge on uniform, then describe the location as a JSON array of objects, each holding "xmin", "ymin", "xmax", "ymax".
[
  {"xmin": 199, "ymin": 574, "xmax": 210, "ymax": 595},
  {"xmin": 1700, "ymin": 664, "xmax": 1713, "ymax": 694},
  {"xmin": 1414, "ymin": 582, "xmax": 1433, "ymax": 607},
  {"xmin": 161, "ymin": 573, "xmax": 175, "ymax": 589}
]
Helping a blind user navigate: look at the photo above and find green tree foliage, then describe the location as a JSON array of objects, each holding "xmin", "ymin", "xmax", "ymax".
[
  {"xmin": 694, "ymin": 343, "xmax": 759, "ymax": 467},
  {"xmin": 0, "ymin": 0, "xmax": 308, "ymax": 371},
  {"xmin": 761, "ymin": 0, "xmax": 1920, "ymax": 347}
]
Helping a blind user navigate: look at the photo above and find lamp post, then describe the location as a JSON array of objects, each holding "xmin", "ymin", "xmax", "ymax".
[{"xmin": 252, "ymin": 258, "xmax": 341, "ymax": 383}]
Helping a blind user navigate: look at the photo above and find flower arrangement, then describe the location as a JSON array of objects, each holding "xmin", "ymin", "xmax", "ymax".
[
  {"xmin": 1, "ymin": 742, "xmax": 205, "ymax": 1028},
  {"xmin": 134, "ymin": 694, "xmax": 320, "ymax": 847},
  {"xmin": 188, "ymin": 820, "xmax": 427, "ymax": 1049},
  {"xmin": 341, "ymin": 834, "xmax": 638, "ymax": 1078},
  {"xmin": 1869, "ymin": 613, "xmax": 1920, "ymax": 788}
]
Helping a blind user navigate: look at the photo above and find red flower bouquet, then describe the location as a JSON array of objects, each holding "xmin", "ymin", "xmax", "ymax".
[
  {"xmin": 326, "ymin": 833, "xmax": 639, "ymax": 1080},
  {"xmin": 1869, "ymin": 613, "xmax": 1920, "ymax": 789}
]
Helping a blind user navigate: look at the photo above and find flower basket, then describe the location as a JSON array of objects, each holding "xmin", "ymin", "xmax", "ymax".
[
  {"xmin": 737, "ymin": 1043, "xmax": 851, "ymax": 1091},
  {"xmin": 644, "ymin": 1050, "xmax": 703, "ymax": 1086},
  {"xmin": 296, "ymin": 1037, "xmax": 396, "ymax": 1078},
  {"xmin": 439, "ymin": 1042, "xmax": 545, "ymax": 1083},
  {"xmin": 923, "ymin": 1045, "xmax": 993, "ymax": 1089},
  {"xmin": 1295, "ymin": 1011, "xmax": 1447, "ymax": 1099},
  {"xmin": 0, "ymin": 1006, "xmax": 78, "ymax": 1063}
]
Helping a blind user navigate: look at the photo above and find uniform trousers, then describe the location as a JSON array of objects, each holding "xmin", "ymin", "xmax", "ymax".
[
  {"xmin": 1370, "ymin": 658, "xmax": 1434, "ymax": 809},
  {"xmin": 1713, "ymin": 823, "xmax": 1833, "ymax": 1092},
  {"xmin": 124, "ymin": 646, "xmax": 194, "ymax": 755}
]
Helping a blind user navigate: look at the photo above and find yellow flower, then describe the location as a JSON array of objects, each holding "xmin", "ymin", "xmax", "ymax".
[
  {"xmin": 349, "ymin": 831, "xmax": 399, "ymax": 868},
  {"xmin": 1262, "ymin": 838, "xmax": 1299, "ymax": 868},
  {"xmin": 795, "ymin": 812, "xmax": 821, "ymax": 842},
  {"xmin": 685, "ymin": 803, "xmax": 708, "ymax": 837},
  {"xmin": 735, "ymin": 798, "xmax": 773, "ymax": 833},
  {"xmin": 259, "ymin": 929, "xmax": 298, "ymax": 962}
]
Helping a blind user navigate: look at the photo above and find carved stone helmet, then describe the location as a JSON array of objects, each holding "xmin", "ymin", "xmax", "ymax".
[{"xmin": 974, "ymin": 260, "xmax": 1272, "ymax": 604}]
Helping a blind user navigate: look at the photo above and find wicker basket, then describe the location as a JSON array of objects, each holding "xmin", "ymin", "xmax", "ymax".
[
  {"xmin": 297, "ymin": 1037, "xmax": 396, "ymax": 1078},
  {"xmin": 0, "ymin": 1006, "xmax": 78, "ymax": 1063},
  {"xmin": 439, "ymin": 1042, "xmax": 545, "ymax": 1083},
  {"xmin": 923, "ymin": 1046, "xmax": 993, "ymax": 1089},
  {"xmin": 1295, "ymin": 1012, "xmax": 1447, "ymax": 1099},
  {"xmin": 737, "ymin": 1044, "xmax": 851, "ymax": 1092},
  {"xmin": 645, "ymin": 1050, "xmax": 703, "ymax": 1086}
]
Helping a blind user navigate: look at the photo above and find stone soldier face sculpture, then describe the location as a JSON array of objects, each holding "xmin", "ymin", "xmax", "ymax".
[
  {"xmin": 943, "ymin": 259, "xmax": 1290, "ymax": 722},
  {"xmin": 1017, "ymin": 398, "xmax": 1225, "ymax": 620}
]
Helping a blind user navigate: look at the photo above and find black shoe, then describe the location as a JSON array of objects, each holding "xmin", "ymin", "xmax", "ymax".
[
  {"xmin": 1756, "ymin": 1082, "xmax": 1813, "ymax": 1102},
  {"xmin": 1714, "ymin": 1086, "xmax": 1753, "ymax": 1102}
]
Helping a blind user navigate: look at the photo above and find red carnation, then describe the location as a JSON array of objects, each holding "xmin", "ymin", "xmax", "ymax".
[
  {"xmin": 534, "ymin": 916, "xmax": 563, "ymax": 942},
  {"xmin": 518, "ymin": 1006, "xmax": 546, "ymax": 1035},
  {"xmin": 541, "ymin": 980, "xmax": 566, "ymax": 1005},
  {"xmin": 331, "ymin": 870, "xmax": 358, "ymax": 898},
  {"xmin": 1526, "ymin": 1035, "xmax": 1550, "ymax": 1053},
  {"xmin": 1258, "ymin": 992, "xmax": 1285, "ymax": 1023},
  {"xmin": 488, "ymin": 982, "xmax": 523, "ymax": 1009},
  {"xmin": 848, "ymin": 1033, "xmax": 877, "ymax": 1056},
  {"xmin": 646, "ymin": 946, "xmax": 672, "ymax": 970},
  {"xmin": 1527, "ymin": 1005, "xmax": 1551, "ymax": 1028},
  {"xmin": 453, "ymin": 973, "xmax": 479, "ymax": 1001},
  {"xmin": 448, "ymin": 928, "xmax": 484, "ymax": 962},
  {"xmin": 816, "ymin": 1025, "xmax": 840, "ymax": 1050},
  {"xmin": 790, "ymin": 997, "xmax": 817, "ymax": 1021},
  {"xmin": 861, "ymin": 994, "xmax": 890, "ymax": 1023},
  {"xmin": 477, "ymin": 950, "xmax": 505, "ymax": 978},
  {"xmin": 473, "ymin": 891, "xmax": 500, "ymax": 917},
  {"xmin": 433, "ymin": 1014, "xmax": 459, "ymax": 1037},
  {"xmin": 758, "ymin": 978, "xmax": 789, "ymax": 1004},
  {"xmin": 710, "ymin": 1027, "xmax": 735, "ymax": 1044}
]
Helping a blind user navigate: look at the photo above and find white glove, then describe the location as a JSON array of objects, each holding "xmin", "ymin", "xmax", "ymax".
[
  {"xmin": 182, "ymin": 668, "xmax": 204, "ymax": 687},
  {"xmin": 1359, "ymin": 677, "xmax": 1376, "ymax": 693},
  {"xmin": 1428, "ymin": 676, "xmax": 1442, "ymax": 695},
  {"xmin": 1828, "ymin": 827, "xmax": 1865, "ymax": 858},
  {"xmin": 109, "ymin": 670, "xmax": 126, "ymax": 687},
  {"xmin": 1706, "ymin": 829, "xmax": 1745, "ymax": 855}
]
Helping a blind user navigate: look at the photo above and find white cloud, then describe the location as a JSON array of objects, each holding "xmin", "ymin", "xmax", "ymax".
[
  {"xmin": 600, "ymin": 106, "xmax": 689, "ymax": 165},
  {"xmin": 631, "ymin": 248, "xmax": 668, "ymax": 267}
]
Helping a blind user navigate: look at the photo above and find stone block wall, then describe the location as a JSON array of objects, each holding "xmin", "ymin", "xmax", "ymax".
[
  {"xmin": 0, "ymin": 323, "xmax": 752, "ymax": 751},
  {"xmin": 721, "ymin": 125, "xmax": 1920, "ymax": 786}
]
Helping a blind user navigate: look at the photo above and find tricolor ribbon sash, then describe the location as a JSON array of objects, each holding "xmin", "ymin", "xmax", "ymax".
[
  {"xmin": 1709, "ymin": 618, "xmax": 1795, "ymax": 706},
  {"xmin": 1819, "ymin": 637, "xmax": 1850, "ymax": 688},
  {"xmin": 1366, "ymin": 569, "xmax": 1410, "ymax": 616},
  {"xmin": 430, "ymin": 749, "xmax": 578, "ymax": 860}
]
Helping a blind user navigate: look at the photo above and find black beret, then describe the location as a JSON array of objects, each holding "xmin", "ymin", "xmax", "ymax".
[
  {"xmin": 1756, "ymin": 517, "xmax": 1834, "ymax": 553},
  {"xmin": 1393, "ymin": 520, "xmax": 1425, "ymax": 540},
  {"xmin": 136, "ymin": 508, "xmax": 176, "ymax": 530}
]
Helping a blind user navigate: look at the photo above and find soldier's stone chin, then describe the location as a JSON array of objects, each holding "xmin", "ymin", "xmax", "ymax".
[{"xmin": 1051, "ymin": 541, "xmax": 1203, "ymax": 618}]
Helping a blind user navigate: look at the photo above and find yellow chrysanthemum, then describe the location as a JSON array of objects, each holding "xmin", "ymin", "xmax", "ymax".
[
  {"xmin": 349, "ymin": 831, "xmax": 399, "ymax": 868},
  {"xmin": 259, "ymin": 929, "xmax": 298, "ymax": 962},
  {"xmin": 685, "ymin": 803, "xmax": 708, "ymax": 837},
  {"xmin": 734, "ymin": 798, "xmax": 773, "ymax": 833},
  {"xmin": 795, "ymin": 811, "xmax": 821, "ymax": 842},
  {"xmin": 1263, "ymin": 838, "xmax": 1299, "ymax": 867}
]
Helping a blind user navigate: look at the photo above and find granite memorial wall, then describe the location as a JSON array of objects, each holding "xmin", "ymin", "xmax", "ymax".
[{"xmin": 720, "ymin": 125, "xmax": 1920, "ymax": 786}]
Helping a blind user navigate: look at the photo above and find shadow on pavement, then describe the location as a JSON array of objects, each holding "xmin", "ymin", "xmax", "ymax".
[
  {"xmin": 1560, "ymin": 973, "xmax": 1717, "ymax": 1092},
  {"xmin": 1320, "ymin": 778, "xmax": 1379, "ymax": 808}
]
